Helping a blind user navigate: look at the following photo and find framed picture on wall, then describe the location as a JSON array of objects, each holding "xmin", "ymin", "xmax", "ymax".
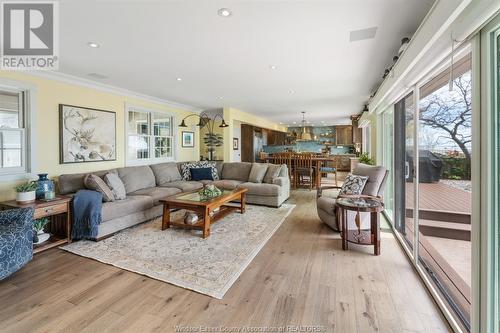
[
  {"xmin": 233, "ymin": 138, "xmax": 239, "ymax": 150},
  {"xmin": 182, "ymin": 131, "xmax": 195, "ymax": 148},
  {"xmin": 59, "ymin": 104, "xmax": 116, "ymax": 164}
]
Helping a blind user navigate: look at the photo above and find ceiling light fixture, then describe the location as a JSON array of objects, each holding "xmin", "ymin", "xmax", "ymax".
[
  {"xmin": 218, "ymin": 8, "xmax": 232, "ymax": 17},
  {"xmin": 289, "ymin": 89, "xmax": 295, "ymax": 94},
  {"xmin": 176, "ymin": 77, "xmax": 182, "ymax": 82},
  {"xmin": 269, "ymin": 65, "xmax": 277, "ymax": 70},
  {"xmin": 87, "ymin": 42, "xmax": 100, "ymax": 48}
]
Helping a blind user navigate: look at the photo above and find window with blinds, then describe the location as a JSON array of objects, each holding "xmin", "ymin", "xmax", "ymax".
[{"xmin": 0, "ymin": 90, "xmax": 26, "ymax": 174}]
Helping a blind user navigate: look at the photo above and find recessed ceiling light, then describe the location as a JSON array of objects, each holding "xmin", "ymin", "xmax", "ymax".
[
  {"xmin": 176, "ymin": 77, "xmax": 182, "ymax": 81},
  {"xmin": 218, "ymin": 96, "xmax": 224, "ymax": 99},
  {"xmin": 289, "ymin": 90, "xmax": 295, "ymax": 94},
  {"xmin": 218, "ymin": 8, "xmax": 232, "ymax": 17},
  {"xmin": 269, "ymin": 65, "xmax": 277, "ymax": 70},
  {"xmin": 279, "ymin": 122, "xmax": 283, "ymax": 124},
  {"xmin": 293, "ymin": 121, "xmax": 297, "ymax": 124},
  {"xmin": 87, "ymin": 42, "xmax": 100, "ymax": 48}
]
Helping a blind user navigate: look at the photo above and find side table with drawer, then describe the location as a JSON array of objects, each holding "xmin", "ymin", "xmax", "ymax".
[{"xmin": 0, "ymin": 196, "xmax": 72, "ymax": 253}]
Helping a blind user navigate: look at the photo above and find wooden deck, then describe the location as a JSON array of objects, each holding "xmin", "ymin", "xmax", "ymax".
[{"xmin": 405, "ymin": 182, "xmax": 471, "ymax": 214}]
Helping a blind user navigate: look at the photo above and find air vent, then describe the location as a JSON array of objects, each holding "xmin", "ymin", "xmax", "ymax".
[
  {"xmin": 349, "ymin": 27, "xmax": 378, "ymax": 42},
  {"xmin": 87, "ymin": 73, "xmax": 108, "ymax": 79}
]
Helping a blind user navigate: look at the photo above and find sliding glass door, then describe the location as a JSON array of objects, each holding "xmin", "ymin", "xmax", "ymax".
[
  {"xmin": 417, "ymin": 51, "xmax": 472, "ymax": 328},
  {"xmin": 391, "ymin": 49, "xmax": 473, "ymax": 330}
]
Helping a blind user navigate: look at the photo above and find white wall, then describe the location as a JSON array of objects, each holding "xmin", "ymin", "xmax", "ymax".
[{"xmin": 232, "ymin": 121, "xmax": 242, "ymax": 162}]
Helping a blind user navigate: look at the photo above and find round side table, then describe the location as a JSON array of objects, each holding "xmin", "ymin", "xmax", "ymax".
[{"xmin": 336, "ymin": 196, "xmax": 384, "ymax": 255}]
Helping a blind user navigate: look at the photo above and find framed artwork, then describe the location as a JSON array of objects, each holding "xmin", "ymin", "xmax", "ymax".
[
  {"xmin": 233, "ymin": 137, "xmax": 239, "ymax": 150},
  {"xmin": 182, "ymin": 131, "xmax": 195, "ymax": 147},
  {"xmin": 59, "ymin": 104, "xmax": 116, "ymax": 164}
]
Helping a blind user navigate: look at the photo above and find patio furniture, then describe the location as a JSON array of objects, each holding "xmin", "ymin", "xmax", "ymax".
[
  {"xmin": 316, "ymin": 163, "xmax": 388, "ymax": 231},
  {"xmin": 337, "ymin": 196, "xmax": 384, "ymax": 255},
  {"xmin": 0, "ymin": 208, "xmax": 34, "ymax": 280}
]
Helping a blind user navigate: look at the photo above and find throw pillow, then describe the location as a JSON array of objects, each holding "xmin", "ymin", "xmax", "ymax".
[
  {"xmin": 181, "ymin": 161, "xmax": 219, "ymax": 181},
  {"xmin": 248, "ymin": 163, "xmax": 268, "ymax": 183},
  {"xmin": 190, "ymin": 167, "xmax": 214, "ymax": 181},
  {"xmin": 263, "ymin": 164, "xmax": 282, "ymax": 184},
  {"xmin": 104, "ymin": 173, "xmax": 127, "ymax": 200},
  {"xmin": 84, "ymin": 174, "xmax": 115, "ymax": 202},
  {"xmin": 339, "ymin": 174, "xmax": 369, "ymax": 195}
]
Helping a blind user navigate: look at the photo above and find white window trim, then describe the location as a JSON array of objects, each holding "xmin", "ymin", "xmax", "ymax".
[
  {"xmin": 0, "ymin": 78, "xmax": 37, "ymax": 181},
  {"xmin": 125, "ymin": 103, "xmax": 178, "ymax": 166}
]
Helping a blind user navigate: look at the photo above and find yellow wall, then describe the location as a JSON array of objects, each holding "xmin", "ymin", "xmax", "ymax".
[
  {"xmin": 199, "ymin": 120, "xmax": 224, "ymax": 160},
  {"xmin": 222, "ymin": 107, "xmax": 286, "ymax": 162},
  {"xmin": 0, "ymin": 71, "xmax": 200, "ymax": 201}
]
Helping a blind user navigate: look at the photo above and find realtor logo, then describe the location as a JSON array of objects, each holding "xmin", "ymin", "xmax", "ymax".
[{"xmin": 1, "ymin": 1, "xmax": 59, "ymax": 70}]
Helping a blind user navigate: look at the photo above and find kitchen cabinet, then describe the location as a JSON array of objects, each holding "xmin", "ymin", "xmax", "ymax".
[{"xmin": 335, "ymin": 126, "xmax": 353, "ymax": 145}]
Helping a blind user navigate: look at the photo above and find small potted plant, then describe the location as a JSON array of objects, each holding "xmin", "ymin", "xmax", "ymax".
[
  {"xmin": 359, "ymin": 153, "xmax": 375, "ymax": 166},
  {"xmin": 14, "ymin": 181, "xmax": 37, "ymax": 203},
  {"xmin": 33, "ymin": 218, "xmax": 50, "ymax": 244}
]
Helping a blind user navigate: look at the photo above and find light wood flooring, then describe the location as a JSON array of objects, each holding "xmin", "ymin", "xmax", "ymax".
[{"xmin": 0, "ymin": 190, "xmax": 451, "ymax": 333}]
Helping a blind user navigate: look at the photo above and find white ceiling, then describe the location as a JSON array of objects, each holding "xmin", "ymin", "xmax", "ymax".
[{"xmin": 58, "ymin": 0, "xmax": 434, "ymax": 126}]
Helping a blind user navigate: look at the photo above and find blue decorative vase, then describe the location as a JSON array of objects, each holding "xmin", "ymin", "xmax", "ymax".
[{"xmin": 36, "ymin": 173, "xmax": 55, "ymax": 200}]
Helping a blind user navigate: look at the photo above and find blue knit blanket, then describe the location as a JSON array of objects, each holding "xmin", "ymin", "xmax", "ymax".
[{"xmin": 71, "ymin": 190, "xmax": 102, "ymax": 240}]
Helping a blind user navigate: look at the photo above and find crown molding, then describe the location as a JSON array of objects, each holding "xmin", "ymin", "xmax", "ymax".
[{"xmin": 26, "ymin": 70, "xmax": 204, "ymax": 113}]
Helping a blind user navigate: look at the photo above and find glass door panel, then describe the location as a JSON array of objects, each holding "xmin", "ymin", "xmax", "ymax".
[
  {"xmin": 382, "ymin": 107, "xmax": 394, "ymax": 220},
  {"xmin": 417, "ymin": 51, "xmax": 472, "ymax": 328}
]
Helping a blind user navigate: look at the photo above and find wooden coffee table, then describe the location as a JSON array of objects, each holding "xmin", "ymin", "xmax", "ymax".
[{"xmin": 160, "ymin": 188, "xmax": 247, "ymax": 238}]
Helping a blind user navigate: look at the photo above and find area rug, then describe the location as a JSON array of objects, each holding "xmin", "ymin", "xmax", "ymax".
[{"xmin": 61, "ymin": 204, "xmax": 295, "ymax": 299}]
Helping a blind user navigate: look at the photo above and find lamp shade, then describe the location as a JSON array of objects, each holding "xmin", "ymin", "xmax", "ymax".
[
  {"xmin": 179, "ymin": 119, "xmax": 187, "ymax": 127},
  {"xmin": 219, "ymin": 119, "xmax": 229, "ymax": 127}
]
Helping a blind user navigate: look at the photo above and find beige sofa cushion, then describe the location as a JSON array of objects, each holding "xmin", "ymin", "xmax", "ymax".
[
  {"xmin": 248, "ymin": 163, "xmax": 268, "ymax": 183},
  {"xmin": 263, "ymin": 164, "xmax": 282, "ymax": 184},
  {"xmin": 238, "ymin": 182, "xmax": 280, "ymax": 196},
  {"xmin": 58, "ymin": 169, "xmax": 116, "ymax": 195},
  {"xmin": 104, "ymin": 173, "xmax": 126, "ymax": 200},
  {"xmin": 150, "ymin": 162, "xmax": 182, "ymax": 185},
  {"xmin": 221, "ymin": 162, "xmax": 252, "ymax": 182},
  {"xmin": 117, "ymin": 166, "xmax": 156, "ymax": 193},
  {"xmin": 84, "ymin": 174, "xmax": 115, "ymax": 202},
  {"xmin": 353, "ymin": 164, "xmax": 387, "ymax": 196},
  {"xmin": 212, "ymin": 179, "xmax": 243, "ymax": 190},
  {"xmin": 161, "ymin": 181, "xmax": 204, "ymax": 192},
  {"xmin": 102, "ymin": 195, "xmax": 154, "ymax": 222},
  {"xmin": 129, "ymin": 187, "xmax": 181, "ymax": 205}
]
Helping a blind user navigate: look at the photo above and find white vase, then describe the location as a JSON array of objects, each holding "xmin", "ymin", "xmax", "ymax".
[
  {"xmin": 34, "ymin": 231, "xmax": 50, "ymax": 244},
  {"xmin": 16, "ymin": 191, "xmax": 36, "ymax": 203}
]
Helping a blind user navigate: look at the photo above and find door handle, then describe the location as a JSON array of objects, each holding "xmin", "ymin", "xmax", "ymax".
[{"xmin": 405, "ymin": 162, "xmax": 410, "ymax": 178}]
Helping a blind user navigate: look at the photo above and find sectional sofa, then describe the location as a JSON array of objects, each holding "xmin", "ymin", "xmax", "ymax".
[{"xmin": 58, "ymin": 161, "xmax": 290, "ymax": 240}]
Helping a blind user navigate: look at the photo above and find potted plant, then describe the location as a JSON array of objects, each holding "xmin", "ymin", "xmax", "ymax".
[
  {"xmin": 14, "ymin": 181, "xmax": 37, "ymax": 203},
  {"xmin": 359, "ymin": 153, "xmax": 375, "ymax": 166},
  {"xmin": 33, "ymin": 218, "xmax": 50, "ymax": 244}
]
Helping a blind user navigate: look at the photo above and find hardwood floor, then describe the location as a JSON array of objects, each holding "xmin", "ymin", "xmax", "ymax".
[{"xmin": 0, "ymin": 190, "xmax": 451, "ymax": 333}]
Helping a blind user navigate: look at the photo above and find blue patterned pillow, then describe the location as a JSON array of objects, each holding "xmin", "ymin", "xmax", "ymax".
[
  {"xmin": 340, "ymin": 174, "xmax": 368, "ymax": 195},
  {"xmin": 181, "ymin": 161, "xmax": 219, "ymax": 181}
]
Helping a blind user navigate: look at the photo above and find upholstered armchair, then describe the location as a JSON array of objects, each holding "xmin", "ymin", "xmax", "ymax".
[
  {"xmin": 316, "ymin": 164, "xmax": 388, "ymax": 231},
  {"xmin": 0, "ymin": 208, "xmax": 34, "ymax": 280}
]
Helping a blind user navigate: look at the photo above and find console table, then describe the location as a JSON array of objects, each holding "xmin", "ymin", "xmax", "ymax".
[{"xmin": 0, "ymin": 196, "xmax": 72, "ymax": 253}]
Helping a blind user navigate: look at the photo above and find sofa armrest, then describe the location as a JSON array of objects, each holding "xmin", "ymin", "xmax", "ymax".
[{"xmin": 272, "ymin": 176, "xmax": 290, "ymax": 188}]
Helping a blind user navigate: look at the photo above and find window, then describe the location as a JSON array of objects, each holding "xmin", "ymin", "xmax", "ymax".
[
  {"xmin": 127, "ymin": 107, "xmax": 174, "ymax": 164},
  {"xmin": 0, "ymin": 90, "xmax": 27, "ymax": 175}
]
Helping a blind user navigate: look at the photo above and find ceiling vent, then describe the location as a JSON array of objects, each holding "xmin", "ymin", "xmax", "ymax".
[
  {"xmin": 349, "ymin": 27, "xmax": 378, "ymax": 42},
  {"xmin": 87, "ymin": 73, "xmax": 108, "ymax": 79}
]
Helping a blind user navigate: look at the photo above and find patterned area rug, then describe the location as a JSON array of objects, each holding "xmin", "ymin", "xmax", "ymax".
[{"xmin": 61, "ymin": 204, "xmax": 295, "ymax": 299}]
